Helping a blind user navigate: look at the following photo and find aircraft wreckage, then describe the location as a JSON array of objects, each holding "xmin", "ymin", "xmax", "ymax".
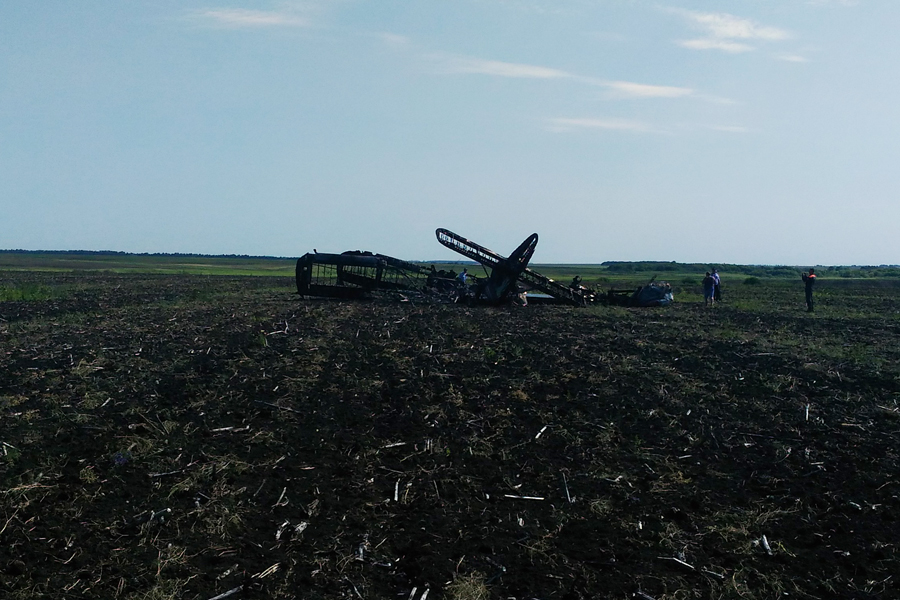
[{"xmin": 295, "ymin": 228, "xmax": 673, "ymax": 307}]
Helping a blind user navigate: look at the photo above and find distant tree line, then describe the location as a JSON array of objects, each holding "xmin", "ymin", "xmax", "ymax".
[
  {"xmin": 601, "ymin": 261, "xmax": 900, "ymax": 278},
  {"xmin": 0, "ymin": 249, "xmax": 291, "ymax": 260},
  {"xmin": 2, "ymin": 250, "xmax": 897, "ymax": 277}
]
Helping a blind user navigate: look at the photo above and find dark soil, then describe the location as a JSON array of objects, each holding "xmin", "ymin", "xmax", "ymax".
[{"xmin": 2, "ymin": 272, "xmax": 899, "ymax": 599}]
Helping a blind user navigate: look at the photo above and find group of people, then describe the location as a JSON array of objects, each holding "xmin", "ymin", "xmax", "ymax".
[
  {"xmin": 701, "ymin": 267, "xmax": 817, "ymax": 311},
  {"xmin": 701, "ymin": 269, "xmax": 722, "ymax": 305}
]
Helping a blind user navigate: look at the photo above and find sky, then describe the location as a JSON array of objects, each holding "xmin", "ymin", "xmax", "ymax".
[{"xmin": 1, "ymin": 0, "xmax": 897, "ymax": 265}]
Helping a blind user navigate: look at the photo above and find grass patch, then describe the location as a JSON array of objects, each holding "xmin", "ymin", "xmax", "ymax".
[
  {"xmin": 446, "ymin": 572, "xmax": 490, "ymax": 600},
  {"xmin": 0, "ymin": 283, "xmax": 62, "ymax": 301}
]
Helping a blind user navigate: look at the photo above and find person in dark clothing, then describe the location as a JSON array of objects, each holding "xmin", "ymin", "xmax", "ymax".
[
  {"xmin": 702, "ymin": 271, "xmax": 715, "ymax": 305},
  {"xmin": 801, "ymin": 268, "xmax": 816, "ymax": 312}
]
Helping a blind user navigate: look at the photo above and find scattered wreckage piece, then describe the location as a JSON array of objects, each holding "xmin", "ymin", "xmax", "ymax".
[
  {"xmin": 435, "ymin": 228, "xmax": 537, "ymax": 305},
  {"xmin": 604, "ymin": 281, "xmax": 674, "ymax": 307},
  {"xmin": 295, "ymin": 251, "xmax": 430, "ymax": 299},
  {"xmin": 435, "ymin": 228, "xmax": 587, "ymax": 306}
]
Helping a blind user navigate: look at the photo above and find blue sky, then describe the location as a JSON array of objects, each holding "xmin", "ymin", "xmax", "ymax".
[{"xmin": 1, "ymin": 0, "xmax": 896, "ymax": 265}]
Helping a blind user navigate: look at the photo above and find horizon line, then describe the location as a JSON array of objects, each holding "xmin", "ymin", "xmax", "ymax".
[{"xmin": 0, "ymin": 249, "xmax": 896, "ymax": 269}]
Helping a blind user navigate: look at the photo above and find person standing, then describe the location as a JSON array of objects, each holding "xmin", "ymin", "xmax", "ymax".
[
  {"xmin": 801, "ymin": 268, "xmax": 816, "ymax": 312},
  {"xmin": 457, "ymin": 268, "xmax": 468, "ymax": 284},
  {"xmin": 702, "ymin": 271, "xmax": 715, "ymax": 306},
  {"xmin": 711, "ymin": 268, "xmax": 721, "ymax": 303}
]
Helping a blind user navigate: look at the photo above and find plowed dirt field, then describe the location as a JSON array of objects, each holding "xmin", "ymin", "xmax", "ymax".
[{"xmin": 2, "ymin": 272, "xmax": 899, "ymax": 599}]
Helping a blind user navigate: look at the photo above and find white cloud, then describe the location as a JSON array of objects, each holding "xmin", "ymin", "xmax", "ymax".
[
  {"xmin": 548, "ymin": 119, "xmax": 754, "ymax": 135},
  {"xmin": 433, "ymin": 55, "xmax": 573, "ymax": 79},
  {"xmin": 685, "ymin": 11, "xmax": 790, "ymax": 41},
  {"xmin": 673, "ymin": 9, "xmax": 790, "ymax": 53},
  {"xmin": 428, "ymin": 53, "xmax": 726, "ymax": 113},
  {"xmin": 695, "ymin": 94, "xmax": 738, "ymax": 105},
  {"xmin": 776, "ymin": 54, "xmax": 810, "ymax": 63},
  {"xmin": 602, "ymin": 80, "xmax": 693, "ymax": 98},
  {"xmin": 546, "ymin": 117, "xmax": 664, "ymax": 134},
  {"xmin": 479, "ymin": 0, "xmax": 569, "ymax": 15},
  {"xmin": 678, "ymin": 39, "xmax": 754, "ymax": 53},
  {"xmin": 188, "ymin": 8, "xmax": 310, "ymax": 28},
  {"xmin": 433, "ymin": 54, "xmax": 695, "ymax": 100}
]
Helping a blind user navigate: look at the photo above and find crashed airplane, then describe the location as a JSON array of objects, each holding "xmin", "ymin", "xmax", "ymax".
[{"xmin": 295, "ymin": 228, "xmax": 672, "ymax": 307}]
